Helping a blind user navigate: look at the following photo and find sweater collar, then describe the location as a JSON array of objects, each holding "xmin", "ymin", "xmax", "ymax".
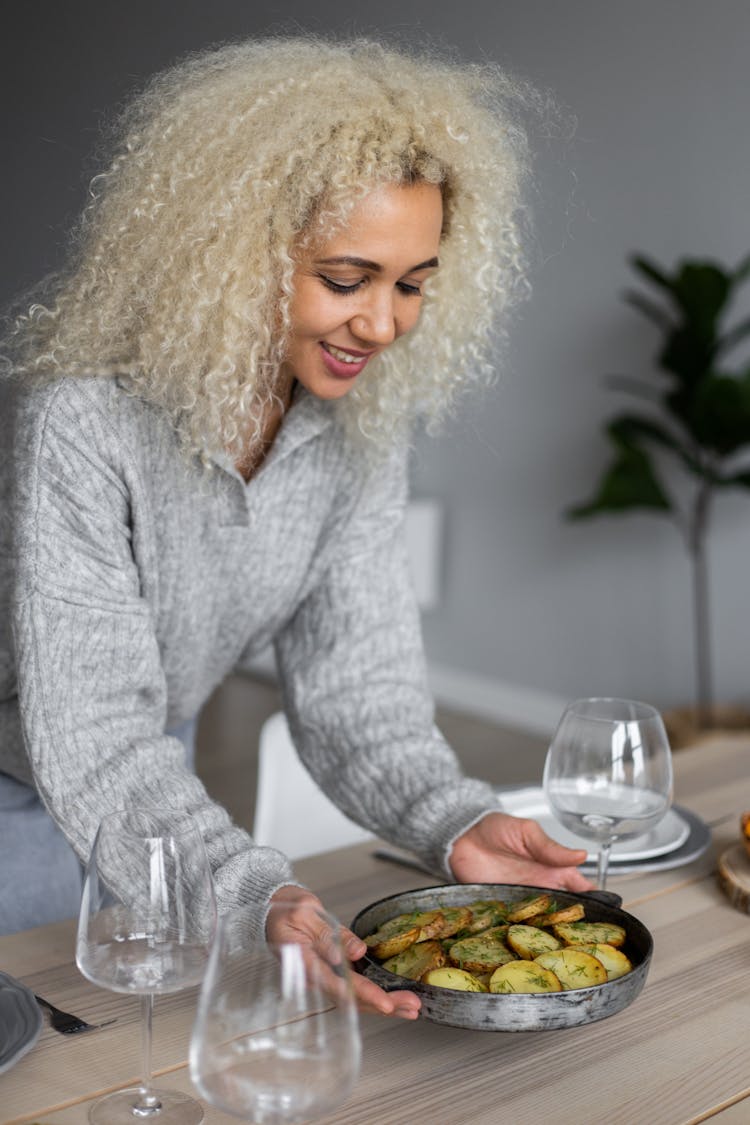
[
  {"xmin": 269, "ymin": 386, "xmax": 335, "ymax": 462},
  {"xmin": 212, "ymin": 388, "xmax": 335, "ymax": 483}
]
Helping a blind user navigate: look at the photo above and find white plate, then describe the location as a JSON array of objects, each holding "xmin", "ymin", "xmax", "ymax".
[
  {"xmin": 0, "ymin": 971, "xmax": 43, "ymax": 1075},
  {"xmin": 498, "ymin": 786, "xmax": 690, "ymax": 863},
  {"xmin": 579, "ymin": 806, "xmax": 711, "ymax": 875}
]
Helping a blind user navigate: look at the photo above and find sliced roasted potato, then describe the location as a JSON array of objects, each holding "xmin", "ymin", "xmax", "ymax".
[
  {"xmin": 382, "ymin": 939, "xmax": 446, "ymax": 980},
  {"xmin": 448, "ymin": 926, "xmax": 514, "ymax": 973},
  {"xmin": 507, "ymin": 894, "xmax": 552, "ymax": 923},
  {"xmin": 364, "ymin": 910, "xmax": 444, "ymax": 958},
  {"xmin": 364, "ymin": 909, "xmax": 444, "ymax": 943},
  {"xmin": 365, "ymin": 926, "xmax": 421, "ymax": 960},
  {"xmin": 535, "ymin": 948, "xmax": 608, "ymax": 989},
  {"xmin": 411, "ymin": 911, "xmax": 448, "ymax": 940},
  {"xmin": 525, "ymin": 902, "xmax": 586, "ymax": 928},
  {"xmin": 553, "ymin": 921, "xmax": 626, "ymax": 949},
  {"xmin": 489, "ymin": 960, "xmax": 562, "ymax": 994},
  {"xmin": 566, "ymin": 942, "xmax": 633, "ymax": 981},
  {"xmin": 507, "ymin": 924, "xmax": 562, "ymax": 960},
  {"xmin": 459, "ymin": 900, "xmax": 509, "ymax": 934},
  {"xmin": 432, "ymin": 906, "xmax": 473, "ymax": 939},
  {"xmin": 422, "ymin": 967, "xmax": 488, "ymax": 992},
  {"xmin": 365, "ymin": 896, "xmax": 637, "ymax": 996}
]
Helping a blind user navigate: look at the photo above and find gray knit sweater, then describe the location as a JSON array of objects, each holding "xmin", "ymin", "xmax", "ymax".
[{"xmin": 1, "ymin": 375, "xmax": 497, "ymax": 914}]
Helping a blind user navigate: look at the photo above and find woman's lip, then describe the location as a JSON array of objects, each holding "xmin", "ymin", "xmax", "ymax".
[
  {"xmin": 320, "ymin": 342, "xmax": 374, "ymax": 379},
  {"xmin": 323, "ymin": 342, "xmax": 375, "ymax": 358}
]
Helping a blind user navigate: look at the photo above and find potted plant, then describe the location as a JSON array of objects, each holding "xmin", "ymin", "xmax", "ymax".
[{"xmin": 568, "ymin": 251, "xmax": 750, "ymax": 746}]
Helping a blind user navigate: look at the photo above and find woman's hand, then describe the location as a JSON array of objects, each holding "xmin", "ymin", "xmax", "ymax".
[
  {"xmin": 449, "ymin": 811, "xmax": 593, "ymax": 891},
  {"xmin": 268, "ymin": 885, "xmax": 421, "ymax": 1020}
]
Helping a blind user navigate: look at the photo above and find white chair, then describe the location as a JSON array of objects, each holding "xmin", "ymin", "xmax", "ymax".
[{"xmin": 252, "ymin": 711, "xmax": 373, "ymax": 860}]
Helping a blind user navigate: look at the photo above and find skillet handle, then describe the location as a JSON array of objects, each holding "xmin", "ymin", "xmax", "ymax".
[
  {"xmin": 582, "ymin": 889, "xmax": 623, "ymax": 909},
  {"xmin": 355, "ymin": 959, "xmax": 411, "ymax": 992}
]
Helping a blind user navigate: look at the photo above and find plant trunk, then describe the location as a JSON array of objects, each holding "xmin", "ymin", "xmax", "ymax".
[{"xmin": 689, "ymin": 482, "xmax": 713, "ymax": 726}]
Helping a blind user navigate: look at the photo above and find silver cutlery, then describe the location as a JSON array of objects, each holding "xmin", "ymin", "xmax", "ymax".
[{"xmin": 35, "ymin": 994, "xmax": 117, "ymax": 1035}]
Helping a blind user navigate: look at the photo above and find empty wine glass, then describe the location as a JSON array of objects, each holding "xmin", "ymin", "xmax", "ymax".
[
  {"xmin": 190, "ymin": 900, "xmax": 361, "ymax": 1123},
  {"xmin": 543, "ymin": 697, "xmax": 673, "ymax": 890},
  {"xmin": 76, "ymin": 808, "xmax": 217, "ymax": 1124}
]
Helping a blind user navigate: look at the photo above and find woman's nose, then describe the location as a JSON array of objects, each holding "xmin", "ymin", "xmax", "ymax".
[{"xmin": 349, "ymin": 293, "xmax": 398, "ymax": 347}]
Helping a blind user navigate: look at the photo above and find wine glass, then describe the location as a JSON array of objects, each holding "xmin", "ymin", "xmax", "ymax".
[
  {"xmin": 76, "ymin": 808, "xmax": 217, "ymax": 1124},
  {"xmin": 543, "ymin": 697, "xmax": 673, "ymax": 891},
  {"xmin": 189, "ymin": 900, "xmax": 361, "ymax": 1123}
]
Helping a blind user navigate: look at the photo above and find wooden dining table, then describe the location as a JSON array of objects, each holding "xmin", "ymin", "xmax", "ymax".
[{"xmin": 3, "ymin": 736, "xmax": 750, "ymax": 1125}]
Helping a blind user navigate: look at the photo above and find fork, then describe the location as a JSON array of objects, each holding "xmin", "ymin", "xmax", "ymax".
[{"xmin": 34, "ymin": 994, "xmax": 117, "ymax": 1035}]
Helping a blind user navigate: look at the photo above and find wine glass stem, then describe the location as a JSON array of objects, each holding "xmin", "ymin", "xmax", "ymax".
[
  {"xmin": 134, "ymin": 993, "xmax": 161, "ymax": 1117},
  {"xmin": 597, "ymin": 840, "xmax": 613, "ymax": 892}
]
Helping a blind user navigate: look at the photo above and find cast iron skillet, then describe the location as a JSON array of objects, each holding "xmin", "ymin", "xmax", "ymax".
[{"xmin": 351, "ymin": 883, "xmax": 653, "ymax": 1031}]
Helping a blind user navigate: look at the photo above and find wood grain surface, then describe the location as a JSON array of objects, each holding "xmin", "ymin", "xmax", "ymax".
[
  {"xmin": 717, "ymin": 842, "xmax": 750, "ymax": 913},
  {"xmin": 3, "ymin": 738, "xmax": 750, "ymax": 1125}
]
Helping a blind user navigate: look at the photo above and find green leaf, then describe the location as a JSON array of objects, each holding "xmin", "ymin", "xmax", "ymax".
[
  {"xmin": 717, "ymin": 313, "xmax": 750, "ymax": 358},
  {"xmin": 627, "ymin": 257, "xmax": 743, "ymax": 387},
  {"xmin": 608, "ymin": 414, "xmax": 702, "ymax": 475},
  {"xmin": 672, "ymin": 262, "xmax": 732, "ymax": 330},
  {"xmin": 659, "ymin": 324, "xmax": 718, "ymax": 385},
  {"xmin": 630, "ymin": 254, "xmax": 672, "ymax": 292},
  {"xmin": 567, "ymin": 443, "xmax": 673, "ymax": 519},
  {"xmin": 568, "ymin": 249, "xmax": 750, "ymax": 525},
  {"xmin": 623, "ymin": 290, "xmax": 673, "ymax": 331},
  {"xmin": 608, "ymin": 414, "xmax": 684, "ymax": 455},
  {"xmin": 690, "ymin": 374, "xmax": 750, "ymax": 456},
  {"xmin": 714, "ymin": 470, "xmax": 750, "ymax": 489}
]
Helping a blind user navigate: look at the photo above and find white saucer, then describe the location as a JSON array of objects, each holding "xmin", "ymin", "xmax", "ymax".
[{"xmin": 498, "ymin": 786, "xmax": 690, "ymax": 863}]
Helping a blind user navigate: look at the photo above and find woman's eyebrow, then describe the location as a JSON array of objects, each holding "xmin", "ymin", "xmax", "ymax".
[{"xmin": 315, "ymin": 255, "xmax": 440, "ymax": 272}]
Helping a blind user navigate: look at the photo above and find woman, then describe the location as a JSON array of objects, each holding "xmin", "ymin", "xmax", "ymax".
[{"xmin": 0, "ymin": 36, "xmax": 588, "ymax": 1017}]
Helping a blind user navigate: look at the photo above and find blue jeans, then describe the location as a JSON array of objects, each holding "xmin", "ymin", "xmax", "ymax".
[{"xmin": 0, "ymin": 720, "xmax": 197, "ymax": 936}]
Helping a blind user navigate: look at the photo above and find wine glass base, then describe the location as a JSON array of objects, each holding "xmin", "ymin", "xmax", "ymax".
[{"xmin": 88, "ymin": 1087, "xmax": 204, "ymax": 1124}]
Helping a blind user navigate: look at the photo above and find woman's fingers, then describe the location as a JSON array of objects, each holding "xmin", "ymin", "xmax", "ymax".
[
  {"xmin": 510, "ymin": 861, "xmax": 592, "ymax": 892},
  {"xmin": 449, "ymin": 811, "xmax": 594, "ymax": 890},
  {"xmin": 303, "ymin": 934, "xmax": 421, "ymax": 1018},
  {"xmin": 339, "ymin": 926, "xmax": 420, "ymax": 1018},
  {"xmin": 341, "ymin": 928, "xmax": 367, "ymax": 961},
  {"xmin": 519, "ymin": 817, "xmax": 588, "ymax": 865},
  {"xmin": 267, "ymin": 886, "xmax": 420, "ymax": 1019},
  {"xmin": 352, "ymin": 973, "xmax": 421, "ymax": 1018}
]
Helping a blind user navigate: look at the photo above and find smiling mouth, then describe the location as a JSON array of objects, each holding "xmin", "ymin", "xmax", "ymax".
[
  {"xmin": 319, "ymin": 341, "xmax": 375, "ymax": 380},
  {"xmin": 323, "ymin": 342, "xmax": 374, "ymax": 364}
]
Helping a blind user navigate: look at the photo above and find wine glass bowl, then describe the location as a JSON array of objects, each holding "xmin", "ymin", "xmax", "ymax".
[
  {"xmin": 190, "ymin": 901, "xmax": 361, "ymax": 1124},
  {"xmin": 76, "ymin": 808, "xmax": 216, "ymax": 1124},
  {"xmin": 543, "ymin": 698, "xmax": 673, "ymax": 890}
]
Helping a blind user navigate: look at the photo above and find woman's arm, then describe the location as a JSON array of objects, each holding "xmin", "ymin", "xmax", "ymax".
[
  {"xmin": 9, "ymin": 378, "xmax": 298, "ymax": 914},
  {"xmin": 274, "ymin": 438, "xmax": 588, "ymax": 889}
]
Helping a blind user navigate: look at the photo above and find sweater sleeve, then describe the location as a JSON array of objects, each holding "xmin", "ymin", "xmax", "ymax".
[
  {"xmin": 274, "ymin": 439, "xmax": 498, "ymax": 878},
  {"xmin": 10, "ymin": 380, "xmax": 296, "ymax": 914}
]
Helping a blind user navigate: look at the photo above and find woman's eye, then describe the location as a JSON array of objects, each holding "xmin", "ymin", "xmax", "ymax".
[
  {"xmin": 319, "ymin": 275, "xmax": 362, "ymax": 294},
  {"xmin": 319, "ymin": 274, "xmax": 423, "ymax": 297}
]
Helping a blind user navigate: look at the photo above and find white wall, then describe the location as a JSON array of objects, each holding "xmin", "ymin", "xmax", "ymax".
[
  {"xmin": 4, "ymin": 0, "xmax": 749, "ymax": 725},
  {"xmin": 412, "ymin": 0, "xmax": 750, "ymax": 718}
]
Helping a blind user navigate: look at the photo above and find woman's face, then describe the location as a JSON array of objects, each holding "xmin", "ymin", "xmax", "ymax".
[{"xmin": 283, "ymin": 181, "xmax": 443, "ymax": 399}]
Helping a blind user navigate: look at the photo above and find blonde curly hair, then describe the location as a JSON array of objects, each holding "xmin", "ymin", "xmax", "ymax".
[{"xmin": 8, "ymin": 35, "xmax": 538, "ymax": 457}]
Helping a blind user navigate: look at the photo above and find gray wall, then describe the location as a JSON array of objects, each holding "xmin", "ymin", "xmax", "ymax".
[{"xmin": 4, "ymin": 1, "xmax": 749, "ymax": 715}]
